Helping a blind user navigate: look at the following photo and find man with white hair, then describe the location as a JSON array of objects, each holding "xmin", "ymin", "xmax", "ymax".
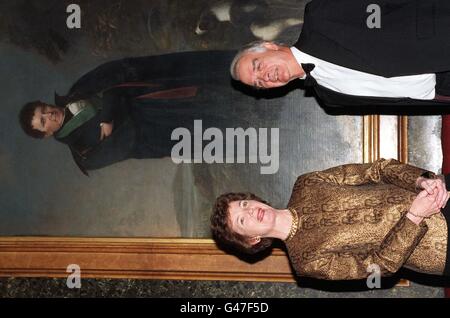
[{"xmin": 231, "ymin": 0, "xmax": 450, "ymax": 108}]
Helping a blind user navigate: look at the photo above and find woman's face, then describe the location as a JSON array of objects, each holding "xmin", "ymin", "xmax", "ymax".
[{"xmin": 228, "ymin": 199, "xmax": 277, "ymax": 240}]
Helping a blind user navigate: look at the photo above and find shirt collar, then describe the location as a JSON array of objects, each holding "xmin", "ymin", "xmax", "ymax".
[{"xmin": 290, "ymin": 47, "xmax": 317, "ymax": 79}]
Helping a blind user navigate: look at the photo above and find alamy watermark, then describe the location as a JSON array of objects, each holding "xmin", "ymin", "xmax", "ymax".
[
  {"xmin": 171, "ymin": 120, "xmax": 279, "ymax": 174},
  {"xmin": 66, "ymin": 4, "xmax": 81, "ymax": 29},
  {"xmin": 366, "ymin": 4, "xmax": 381, "ymax": 29},
  {"xmin": 66, "ymin": 264, "xmax": 81, "ymax": 289},
  {"xmin": 366, "ymin": 264, "xmax": 381, "ymax": 289}
]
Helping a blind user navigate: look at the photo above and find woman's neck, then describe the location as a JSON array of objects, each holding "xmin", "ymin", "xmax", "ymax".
[{"xmin": 269, "ymin": 208, "xmax": 294, "ymax": 240}]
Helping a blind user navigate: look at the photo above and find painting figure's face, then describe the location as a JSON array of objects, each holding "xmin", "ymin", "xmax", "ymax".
[
  {"xmin": 236, "ymin": 44, "xmax": 295, "ymax": 89},
  {"xmin": 228, "ymin": 200, "xmax": 277, "ymax": 240},
  {"xmin": 31, "ymin": 105, "xmax": 65, "ymax": 137}
]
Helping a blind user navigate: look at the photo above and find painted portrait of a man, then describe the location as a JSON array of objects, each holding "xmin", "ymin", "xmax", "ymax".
[{"xmin": 1, "ymin": 0, "xmax": 361, "ymax": 238}]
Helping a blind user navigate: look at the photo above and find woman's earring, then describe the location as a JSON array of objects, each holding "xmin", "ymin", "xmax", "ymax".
[{"xmin": 248, "ymin": 236, "xmax": 261, "ymax": 246}]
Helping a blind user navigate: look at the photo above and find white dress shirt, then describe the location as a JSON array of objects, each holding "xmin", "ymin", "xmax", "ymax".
[{"xmin": 291, "ymin": 47, "xmax": 436, "ymax": 100}]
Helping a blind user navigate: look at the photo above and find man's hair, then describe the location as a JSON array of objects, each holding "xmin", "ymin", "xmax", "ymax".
[
  {"xmin": 19, "ymin": 101, "xmax": 46, "ymax": 139},
  {"xmin": 230, "ymin": 41, "xmax": 268, "ymax": 81},
  {"xmin": 210, "ymin": 192, "xmax": 274, "ymax": 254}
]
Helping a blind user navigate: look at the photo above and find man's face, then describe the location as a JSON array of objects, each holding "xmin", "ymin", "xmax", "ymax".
[
  {"xmin": 228, "ymin": 199, "xmax": 277, "ymax": 242},
  {"xmin": 31, "ymin": 104, "xmax": 64, "ymax": 137},
  {"xmin": 236, "ymin": 44, "xmax": 294, "ymax": 89}
]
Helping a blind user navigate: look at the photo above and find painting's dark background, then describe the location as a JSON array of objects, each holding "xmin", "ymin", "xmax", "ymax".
[{"xmin": 1, "ymin": 0, "xmax": 305, "ymax": 61}]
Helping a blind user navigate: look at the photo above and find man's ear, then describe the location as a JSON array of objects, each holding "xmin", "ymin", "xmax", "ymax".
[
  {"xmin": 262, "ymin": 42, "xmax": 279, "ymax": 51},
  {"xmin": 248, "ymin": 236, "xmax": 261, "ymax": 246}
]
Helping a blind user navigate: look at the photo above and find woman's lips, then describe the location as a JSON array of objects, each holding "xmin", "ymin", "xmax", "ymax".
[{"xmin": 258, "ymin": 208, "xmax": 264, "ymax": 222}]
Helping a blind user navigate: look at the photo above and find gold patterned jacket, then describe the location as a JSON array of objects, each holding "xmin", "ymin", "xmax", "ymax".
[{"xmin": 285, "ymin": 159, "xmax": 448, "ymax": 280}]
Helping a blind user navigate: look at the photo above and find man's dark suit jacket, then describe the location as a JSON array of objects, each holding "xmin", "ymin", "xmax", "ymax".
[{"xmin": 296, "ymin": 0, "xmax": 450, "ymax": 108}]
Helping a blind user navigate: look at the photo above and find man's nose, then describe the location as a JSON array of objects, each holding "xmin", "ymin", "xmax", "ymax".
[{"xmin": 257, "ymin": 68, "xmax": 268, "ymax": 81}]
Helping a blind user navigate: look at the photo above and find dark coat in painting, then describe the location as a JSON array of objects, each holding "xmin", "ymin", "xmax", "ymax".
[{"xmin": 53, "ymin": 51, "xmax": 236, "ymax": 175}]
